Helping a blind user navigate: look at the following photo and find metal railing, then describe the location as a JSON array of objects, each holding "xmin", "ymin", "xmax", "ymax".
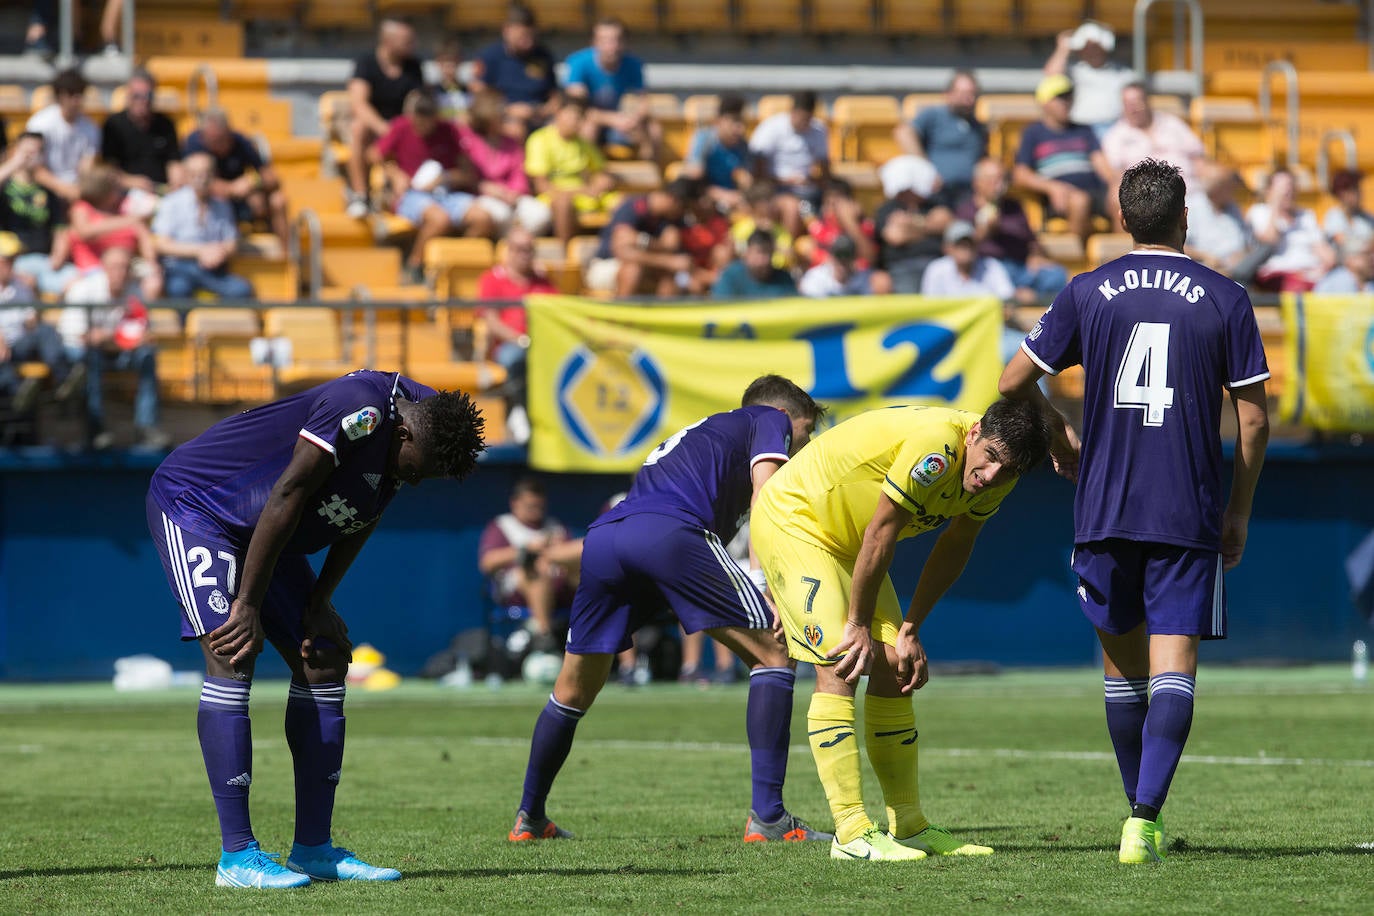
[
  {"xmin": 56, "ymin": 0, "xmax": 135, "ymax": 65},
  {"xmin": 1259, "ymin": 60, "xmax": 1302, "ymax": 172},
  {"xmin": 1316, "ymin": 130, "xmax": 1359, "ymax": 193},
  {"xmin": 1132, "ymin": 0, "xmax": 1204, "ymax": 92}
]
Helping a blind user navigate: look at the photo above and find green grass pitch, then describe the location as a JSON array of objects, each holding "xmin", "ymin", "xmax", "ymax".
[{"xmin": 2, "ymin": 667, "xmax": 1372, "ymax": 914}]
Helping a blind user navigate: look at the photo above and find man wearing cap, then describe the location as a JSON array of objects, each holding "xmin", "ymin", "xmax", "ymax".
[
  {"xmin": 1014, "ymin": 75, "xmax": 1115, "ymax": 242},
  {"xmin": 798, "ymin": 234, "xmax": 891, "ymax": 298},
  {"xmin": 1044, "ymin": 21, "xmax": 1135, "ymax": 137},
  {"xmin": 874, "ymin": 156, "xmax": 951, "ymax": 293}
]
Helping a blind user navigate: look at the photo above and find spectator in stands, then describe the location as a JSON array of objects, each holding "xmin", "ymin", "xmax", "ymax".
[
  {"xmin": 478, "ymin": 476, "xmax": 580, "ymax": 649},
  {"xmin": 1044, "ymin": 20, "xmax": 1134, "ymax": 137},
  {"xmin": 798, "ymin": 234, "xmax": 890, "ymax": 297},
  {"xmin": 185, "ymin": 108, "xmax": 289, "ymax": 244},
  {"xmin": 893, "ymin": 69, "xmax": 987, "ymax": 202},
  {"xmin": 459, "ymin": 90, "xmax": 553, "ymax": 237},
  {"xmin": 152, "ymin": 153, "xmax": 254, "ymax": 301},
  {"xmin": 376, "ymin": 92, "xmax": 496, "ymax": 285},
  {"xmin": 1315, "ymin": 235, "xmax": 1374, "ymax": 293},
  {"xmin": 1, "ymin": 132, "xmax": 78, "ymax": 297},
  {"xmin": 471, "ymin": 4, "xmax": 558, "ymax": 138},
  {"xmin": 101, "ymin": 69, "xmax": 182, "ymax": 193},
  {"xmin": 1322, "ymin": 169, "xmax": 1374, "ymax": 250},
  {"xmin": 1184, "ymin": 163, "xmax": 1264, "ymax": 282},
  {"xmin": 805, "ymin": 178, "xmax": 877, "ymax": 268},
  {"xmin": 1100, "ymin": 83, "xmax": 1204, "ymax": 187},
  {"xmin": 26, "ymin": 68, "xmax": 99, "ymax": 204},
  {"xmin": 1247, "ymin": 168, "xmax": 1335, "ymax": 293},
  {"xmin": 712, "ymin": 230, "xmax": 796, "ymax": 299},
  {"xmin": 435, "ymin": 37, "xmax": 470, "ymax": 121},
  {"xmin": 921, "ymin": 219, "xmax": 1016, "ymax": 300},
  {"xmin": 681, "ymin": 196, "xmax": 734, "ymax": 295},
  {"xmin": 749, "ymin": 90, "xmax": 830, "ymax": 238},
  {"xmin": 585, "ymin": 178, "xmax": 695, "ymax": 298},
  {"xmin": 61, "ymin": 246, "xmax": 168, "ymax": 450},
  {"xmin": 956, "ymin": 157, "xmax": 1067, "ymax": 300},
  {"xmin": 24, "ymin": 2, "xmax": 55, "ymax": 58},
  {"xmin": 874, "ymin": 155, "xmax": 950, "ymax": 293},
  {"xmin": 68, "ymin": 164, "xmax": 162, "ymax": 301},
  {"xmin": 0, "ymin": 236, "xmax": 79, "ymax": 412},
  {"xmin": 1014, "ymin": 74, "xmax": 1115, "ymax": 242},
  {"xmin": 525, "ymin": 95, "xmax": 620, "ymax": 245},
  {"xmin": 683, "ymin": 92, "xmax": 754, "ymax": 212},
  {"xmin": 729, "ymin": 181, "xmax": 793, "ymax": 269},
  {"xmin": 345, "ymin": 16, "xmax": 424, "ymax": 218},
  {"xmin": 564, "ymin": 17, "xmax": 660, "ymax": 162},
  {"xmin": 476, "ymin": 225, "xmax": 555, "ymax": 442}
]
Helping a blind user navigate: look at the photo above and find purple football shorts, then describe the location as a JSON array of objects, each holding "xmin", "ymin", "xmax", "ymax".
[{"xmin": 1072, "ymin": 538, "xmax": 1227, "ymax": 640}]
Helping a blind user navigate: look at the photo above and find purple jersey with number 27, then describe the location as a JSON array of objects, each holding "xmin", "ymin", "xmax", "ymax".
[
  {"xmin": 149, "ymin": 370, "xmax": 437, "ymax": 555},
  {"xmin": 1022, "ymin": 250, "xmax": 1269, "ymax": 550},
  {"xmin": 594, "ymin": 404, "xmax": 793, "ymax": 540}
]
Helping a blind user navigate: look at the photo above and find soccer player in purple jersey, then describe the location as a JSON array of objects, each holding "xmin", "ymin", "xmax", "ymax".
[
  {"xmin": 147, "ymin": 370, "xmax": 484, "ymax": 888},
  {"xmin": 509, "ymin": 375, "xmax": 832, "ymax": 844},
  {"xmin": 1000, "ymin": 158, "xmax": 1270, "ymax": 863}
]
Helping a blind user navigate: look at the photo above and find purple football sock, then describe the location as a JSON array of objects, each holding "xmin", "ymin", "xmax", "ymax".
[
  {"xmin": 1134, "ymin": 672, "xmax": 1196, "ymax": 813},
  {"xmin": 285, "ymin": 681, "xmax": 346, "ymax": 848},
  {"xmin": 198, "ymin": 676, "xmax": 255, "ymax": 852},
  {"xmin": 746, "ymin": 666, "xmax": 795, "ymax": 822},
  {"xmin": 1104, "ymin": 676, "xmax": 1149, "ymax": 805},
  {"xmin": 518, "ymin": 695, "xmax": 585, "ymax": 821}
]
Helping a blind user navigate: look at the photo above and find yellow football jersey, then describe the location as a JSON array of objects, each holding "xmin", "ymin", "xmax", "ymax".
[{"xmin": 754, "ymin": 405, "xmax": 1016, "ymax": 558}]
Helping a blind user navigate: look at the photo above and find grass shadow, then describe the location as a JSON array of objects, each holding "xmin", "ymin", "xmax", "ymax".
[
  {"xmin": 0, "ymin": 863, "xmax": 206, "ymax": 880},
  {"xmin": 406, "ymin": 866, "xmax": 731, "ymax": 879}
]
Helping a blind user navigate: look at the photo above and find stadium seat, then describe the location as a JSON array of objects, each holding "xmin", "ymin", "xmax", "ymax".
[
  {"xmin": 425, "ymin": 238, "xmax": 496, "ymax": 300},
  {"xmin": 1020, "ymin": 0, "xmax": 1087, "ymax": 39},
  {"xmin": 566, "ymin": 236, "xmax": 603, "ymax": 294},
  {"xmin": 975, "ymin": 94, "xmax": 1041, "ymax": 161},
  {"xmin": 594, "ymin": 0, "xmax": 658, "ymax": 32},
  {"xmin": 738, "ymin": 0, "xmax": 805, "ymax": 34},
  {"xmin": 148, "ymin": 308, "xmax": 193, "ymax": 402},
  {"xmin": 302, "ymin": 0, "xmax": 373, "ymax": 30},
  {"xmin": 683, "ymin": 94, "xmax": 722, "ymax": 128},
  {"xmin": 663, "ymin": 0, "xmax": 732, "ymax": 35},
  {"xmin": 447, "ymin": 3, "xmax": 510, "ymax": 31},
  {"xmin": 830, "ymin": 161, "xmax": 883, "ymax": 211},
  {"xmin": 1190, "ymin": 96, "xmax": 1274, "ymax": 169},
  {"xmin": 315, "ymin": 248, "xmax": 406, "ymax": 299},
  {"xmin": 809, "ymin": 0, "xmax": 875, "ymax": 35},
  {"xmin": 605, "ymin": 160, "xmax": 663, "ymax": 195},
  {"xmin": 832, "ymin": 95, "xmax": 901, "ymax": 164},
  {"xmin": 950, "ymin": 0, "xmax": 1016, "ymax": 37},
  {"xmin": 134, "ymin": 15, "xmax": 245, "ymax": 59},
  {"xmin": 1086, "ymin": 232, "xmax": 1133, "ymax": 268},
  {"xmin": 230, "ymin": 256, "xmax": 296, "ymax": 302},
  {"xmin": 900, "ymin": 93, "xmax": 945, "ymax": 126},
  {"xmin": 1151, "ymin": 39, "xmax": 1368, "ymax": 75},
  {"xmin": 375, "ymin": 0, "xmax": 452, "ymax": 15},
  {"xmin": 878, "ymin": 0, "xmax": 945, "ymax": 35},
  {"xmin": 285, "ymin": 177, "xmax": 349, "ymax": 217},
  {"xmin": 1036, "ymin": 232, "xmax": 1088, "ymax": 278},
  {"xmin": 263, "ymin": 307, "xmax": 352, "ymax": 392},
  {"xmin": 184, "ymin": 307, "xmax": 273, "ymax": 403},
  {"xmin": 757, "ymin": 95, "xmax": 830, "ymax": 123},
  {"xmin": 146, "ymin": 58, "xmax": 271, "ymax": 93},
  {"xmin": 526, "ymin": 0, "xmax": 591, "ymax": 33},
  {"xmin": 640, "ymin": 94, "xmax": 691, "ymax": 161}
]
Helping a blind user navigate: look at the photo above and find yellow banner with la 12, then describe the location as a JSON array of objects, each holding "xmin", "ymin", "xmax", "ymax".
[
  {"xmin": 525, "ymin": 294, "xmax": 1005, "ymax": 472},
  {"xmin": 1280, "ymin": 293, "xmax": 1374, "ymax": 432}
]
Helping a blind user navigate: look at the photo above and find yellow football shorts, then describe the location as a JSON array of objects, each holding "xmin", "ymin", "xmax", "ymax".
[{"xmin": 751, "ymin": 509, "xmax": 903, "ymax": 665}]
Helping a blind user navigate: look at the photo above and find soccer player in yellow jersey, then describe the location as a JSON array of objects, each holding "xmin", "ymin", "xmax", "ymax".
[{"xmin": 752, "ymin": 399, "xmax": 1050, "ymax": 861}]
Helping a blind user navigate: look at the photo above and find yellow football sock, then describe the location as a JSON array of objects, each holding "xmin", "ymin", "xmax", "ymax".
[
  {"xmin": 863, "ymin": 694, "xmax": 928, "ymax": 838},
  {"xmin": 807, "ymin": 691, "xmax": 870, "ymax": 844}
]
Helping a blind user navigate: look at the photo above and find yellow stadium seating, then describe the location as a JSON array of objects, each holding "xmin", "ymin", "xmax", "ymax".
[
  {"xmin": 641, "ymin": 94, "xmax": 691, "ymax": 161},
  {"xmin": 230, "ymin": 256, "xmax": 296, "ymax": 302},
  {"xmin": 738, "ymin": 0, "xmax": 805, "ymax": 34},
  {"xmin": 527, "ymin": 0, "xmax": 591, "ymax": 33},
  {"xmin": 447, "ymin": 3, "xmax": 510, "ymax": 31},
  {"xmin": 950, "ymin": 0, "xmax": 1016, "ymax": 37},
  {"xmin": 135, "ymin": 15, "xmax": 245, "ymax": 58},
  {"xmin": 184, "ymin": 307, "xmax": 273, "ymax": 403},
  {"xmin": 1087, "ymin": 232, "xmax": 1134, "ymax": 269},
  {"xmin": 830, "ymin": 161, "xmax": 883, "ymax": 212},
  {"xmin": 975, "ymin": 94, "xmax": 1040, "ymax": 161},
  {"xmin": 595, "ymin": 0, "xmax": 658, "ymax": 33},
  {"xmin": 147, "ymin": 58, "xmax": 271, "ymax": 93},
  {"xmin": 757, "ymin": 95, "xmax": 830, "ymax": 123},
  {"xmin": 1149, "ymin": 39, "xmax": 1368, "ymax": 75},
  {"xmin": 263, "ymin": 307, "xmax": 353, "ymax": 391},
  {"xmin": 1036, "ymin": 232, "xmax": 1088, "ymax": 278},
  {"xmin": 425, "ymin": 238, "xmax": 496, "ymax": 300},
  {"xmin": 566, "ymin": 236, "xmax": 603, "ymax": 293},
  {"xmin": 663, "ymin": 0, "xmax": 732, "ymax": 34},
  {"xmin": 148, "ymin": 308, "xmax": 193, "ymax": 401},
  {"xmin": 316, "ymin": 248, "xmax": 406, "ymax": 298},
  {"xmin": 1190, "ymin": 96, "xmax": 1274, "ymax": 169},
  {"xmin": 900, "ymin": 93, "xmax": 945, "ymax": 125},
  {"xmin": 809, "ymin": 0, "xmax": 875, "ymax": 34},
  {"xmin": 879, "ymin": 0, "xmax": 945, "ymax": 35},
  {"xmin": 605, "ymin": 160, "xmax": 663, "ymax": 194},
  {"xmin": 302, "ymin": 0, "xmax": 373, "ymax": 30},
  {"xmin": 832, "ymin": 95, "xmax": 902, "ymax": 164},
  {"xmin": 1020, "ymin": 0, "xmax": 1087, "ymax": 39}
]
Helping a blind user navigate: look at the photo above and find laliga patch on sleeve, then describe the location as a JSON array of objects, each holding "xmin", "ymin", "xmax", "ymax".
[
  {"xmin": 911, "ymin": 452, "xmax": 949, "ymax": 487},
  {"xmin": 341, "ymin": 406, "xmax": 381, "ymax": 441}
]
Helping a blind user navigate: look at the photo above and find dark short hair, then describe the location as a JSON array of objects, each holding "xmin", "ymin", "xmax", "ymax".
[
  {"xmin": 791, "ymin": 91, "xmax": 817, "ymax": 114},
  {"xmin": 52, "ymin": 67, "xmax": 87, "ymax": 97},
  {"xmin": 744, "ymin": 181, "xmax": 776, "ymax": 205},
  {"xmin": 745, "ymin": 228, "xmax": 775, "ymax": 250},
  {"xmin": 506, "ymin": 3, "xmax": 536, "ymax": 27},
  {"xmin": 824, "ymin": 177, "xmax": 854, "ymax": 199},
  {"xmin": 663, "ymin": 176, "xmax": 703, "ymax": 202},
  {"xmin": 408, "ymin": 91, "xmax": 439, "ymax": 118},
  {"xmin": 554, "ymin": 92, "xmax": 588, "ymax": 114},
  {"xmin": 978, "ymin": 398, "xmax": 1051, "ymax": 477},
  {"xmin": 947, "ymin": 68, "xmax": 979, "ymax": 91},
  {"xmin": 1117, "ymin": 158, "xmax": 1187, "ymax": 246},
  {"xmin": 718, "ymin": 92, "xmax": 745, "ymax": 119},
  {"xmin": 1331, "ymin": 168, "xmax": 1363, "ymax": 195},
  {"xmin": 594, "ymin": 15, "xmax": 624, "ymax": 32},
  {"xmin": 742, "ymin": 375, "xmax": 825, "ymax": 424},
  {"xmin": 18, "ymin": 131, "xmax": 44, "ymax": 146},
  {"xmin": 410, "ymin": 391, "xmax": 486, "ymax": 479},
  {"xmin": 511, "ymin": 475, "xmax": 545, "ymax": 498}
]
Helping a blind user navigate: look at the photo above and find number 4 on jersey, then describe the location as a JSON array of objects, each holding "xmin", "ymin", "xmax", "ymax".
[{"xmin": 1114, "ymin": 322, "xmax": 1175, "ymax": 427}]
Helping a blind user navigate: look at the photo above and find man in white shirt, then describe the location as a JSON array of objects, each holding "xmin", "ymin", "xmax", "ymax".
[
  {"xmin": 25, "ymin": 68, "xmax": 100, "ymax": 204},
  {"xmin": 798, "ymin": 234, "xmax": 888, "ymax": 297},
  {"xmin": 749, "ymin": 91, "xmax": 830, "ymax": 238},
  {"xmin": 1044, "ymin": 21, "xmax": 1135, "ymax": 136}
]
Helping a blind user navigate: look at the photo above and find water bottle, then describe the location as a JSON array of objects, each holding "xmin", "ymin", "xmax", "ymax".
[{"xmin": 1354, "ymin": 640, "xmax": 1369, "ymax": 684}]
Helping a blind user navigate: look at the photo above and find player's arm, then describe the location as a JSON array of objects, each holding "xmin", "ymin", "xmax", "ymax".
[
  {"xmin": 897, "ymin": 515, "xmax": 984, "ymax": 689},
  {"xmin": 830, "ymin": 492, "xmax": 912, "ymax": 685},
  {"xmin": 1222, "ymin": 381, "xmax": 1269, "ymax": 570},
  {"xmin": 999, "ymin": 348, "xmax": 1081, "ymax": 481},
  {"xmin": 208, "ymin": 437, "xmax": 335, "ymax": 667},
  {"xmin": 302, "ymin": 519, "xmax": 376, "ymax": 662}
]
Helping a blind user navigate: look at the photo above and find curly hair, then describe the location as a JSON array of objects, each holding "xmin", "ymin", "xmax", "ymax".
[{"xmin": 409, "ymin": 390, "xmax": 486, "ymax": 480}]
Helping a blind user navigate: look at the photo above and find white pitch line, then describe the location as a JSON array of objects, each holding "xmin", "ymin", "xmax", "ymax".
[{"xmin": 466, "ymin": 736, "xmax": 1374, "ymax": 769}]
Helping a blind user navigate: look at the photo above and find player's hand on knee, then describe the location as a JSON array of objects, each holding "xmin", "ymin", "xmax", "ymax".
[
  {"xmin": 830, "ymin": 620, "xmax": 873, "ymax": 685},
  {"xmin": 895, "ymin": 625, "xmax": 929, "ymax": 695},
  {"xmin": 302, "ymin": 596, "xmax": 353, "ymax": 663},
  {"xmin": 209, "ymin": 599, "xmax": 265, "ymax": 667}
]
